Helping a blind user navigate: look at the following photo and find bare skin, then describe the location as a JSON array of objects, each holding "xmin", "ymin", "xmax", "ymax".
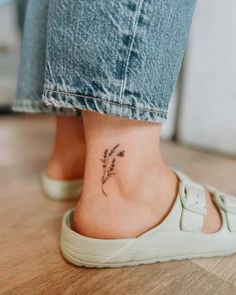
[
  {"xmin": 47, "ymin": 115, "xmax": 85, "ymax": 180},
  {"xmin": 72, "ymin": 111, "xmax": 222, "ymax": 239}
]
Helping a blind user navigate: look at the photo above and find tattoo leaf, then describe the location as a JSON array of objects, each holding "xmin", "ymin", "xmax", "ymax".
[{"xmin": 101, "ymin": 144, "xmax": 125, "ymax": 197}]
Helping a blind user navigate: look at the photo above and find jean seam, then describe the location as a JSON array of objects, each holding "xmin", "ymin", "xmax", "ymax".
[
  {"xmin": 118, "ymin": 0, "xmax": 145, "ymax": 115},
  {"xmin": 12, "ymin": 99, "xmax": 81, "ymax": 116},
  {"xmin": 43, "ymin": 87, "xmax": 167, "ymax": 115}
]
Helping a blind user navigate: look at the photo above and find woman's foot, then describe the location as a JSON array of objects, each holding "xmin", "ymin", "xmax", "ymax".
[
  {"xmin": 47, "ymin": 115, "xmax": 86, "ymax": 180},
  {"xmin": 73, "ymin": 112, "xmax": 222, "ymax": 239},
  {"xmin": 62, "ymin": 170, "xmax": 236, "ymax": 268}
]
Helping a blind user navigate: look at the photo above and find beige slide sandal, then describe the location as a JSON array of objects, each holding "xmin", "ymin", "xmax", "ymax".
[
  {"xmin": 41, "ymin": 172, "xmax": 83, "ymax": 201},
  {"xmin": 60, "ymin": 170, "xmax": 236, "ymax": 268}
]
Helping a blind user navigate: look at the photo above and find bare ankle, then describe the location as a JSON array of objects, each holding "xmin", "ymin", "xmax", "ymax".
[
  {"xmin": 73, "ymin": 167, "xmax": 178, "ymax": 239},
  {"xmin": 47, "ymin": 115, "xmax": 85, "ymax": 180},
  {"xmin": 71, "ymin": 112, "xmax": 179, "ymax": 238}
]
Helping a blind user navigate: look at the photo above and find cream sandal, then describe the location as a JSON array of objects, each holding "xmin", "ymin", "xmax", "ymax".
[
  {"xmin": 41, "ymin": 172, "xmax": 83, "ymax": 201},
  {"xmin": 60, "ymin": 170, "xmax": 236, "ymax": 268}
]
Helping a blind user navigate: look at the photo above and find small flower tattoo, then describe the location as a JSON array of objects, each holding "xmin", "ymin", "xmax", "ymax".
[
  {"xmin": 117, "ymin": 151, "xmax": 125, "ymax": 157},
  {"xmin": 100, "ymin": 144, "xmax": 125, "ymax": 197}
]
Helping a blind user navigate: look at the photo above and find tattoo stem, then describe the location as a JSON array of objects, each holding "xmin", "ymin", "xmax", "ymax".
[{"xmin": 100, "ymin": 144, "xmax": 125, "ymax": 197}]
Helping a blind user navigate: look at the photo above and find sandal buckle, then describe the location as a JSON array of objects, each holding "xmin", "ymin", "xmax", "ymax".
[{"xmin": 180, "ymin": 183, "xmax": 207, "ymax": 216}]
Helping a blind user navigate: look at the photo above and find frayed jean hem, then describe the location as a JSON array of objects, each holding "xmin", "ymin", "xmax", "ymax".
[
  {"xmin": 42, "ymin": 88, "xmax": 167, "ymax": 124},
  {"xmin": 12, "ymin": 99, "xmax": 81, "ymax": 116}
]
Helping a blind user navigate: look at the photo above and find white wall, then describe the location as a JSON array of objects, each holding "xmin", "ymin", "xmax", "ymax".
[
  {"xmin": 178, "ymin": 0, "xmax": 236, "ymax": 155},
  {"xmin": 0, "ymin": 4, "xmax": 19, "ymax": 105},
  {"xmin": 0, "ymin": 4, "xmax": 19, "ymax": 49}
]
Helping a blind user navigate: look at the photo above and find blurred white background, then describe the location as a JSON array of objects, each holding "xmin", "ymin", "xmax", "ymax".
[
  {"xmin": 0, "ymin": 2, "xmax": 19, "ymax": 107},
  {"xmin": 163, "ymin": 0, "xmax": 236, "ymax": 155},
  {"xmin": 0, "ymin": 0, "xmax": 235, "ymax": 155}
]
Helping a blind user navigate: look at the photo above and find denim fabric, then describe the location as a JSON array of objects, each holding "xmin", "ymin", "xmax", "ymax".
[
  {"xmin": 16, "ymin": 0, "xmax": 29, "ymax": 33},
  {"xmin": 13, "ymin": 0, "xmax": 51, "ymax": 113},
  {"xmin": 13, "ymin": 0, "xmax": 78, "ymax": 115},
  {"xmin": 14, "ymin": 0, "xmax": 196, "ymax": 123}
]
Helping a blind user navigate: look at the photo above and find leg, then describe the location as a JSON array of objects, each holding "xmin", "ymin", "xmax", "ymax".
[
  {"xmin": 13, "ymin": 0, "xmax": 84, "ymax": 183},
  {"xmin": 73, "ymin": 112, "xmax": 177, "ymax": 238},
  {"xmin": 73, "ymin": 112, "xmax": 221, "ymax": 239},
  {"xmin": 47, "ymin": 115, "xmax": 85, "ymax": 180},
  {"xmin": 19, "ymin": 0, "xmax": 234, "ymax": 267},
  {"xmin": 42, "ymin": 0, "xmax": 221, "ymax": 235}
]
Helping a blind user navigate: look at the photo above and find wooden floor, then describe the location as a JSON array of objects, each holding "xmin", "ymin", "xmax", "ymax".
[{"xmin": 0, "ymin": 115, "xmax": 236, "ymax": 295}]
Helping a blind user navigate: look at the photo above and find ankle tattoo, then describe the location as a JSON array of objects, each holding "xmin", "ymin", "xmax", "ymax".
[{"xmin": 100, "ymin": 144, "xmax": 125, "ymax": 197}]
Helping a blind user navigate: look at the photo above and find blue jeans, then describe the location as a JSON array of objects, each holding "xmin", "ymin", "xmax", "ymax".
[
  {"xmin": 16, "ymin": 0, "xmax": 29, "ymax": 33},
  {"xmin": 14, "ymin": 0, "xmax": 196, "ymax": 123}
]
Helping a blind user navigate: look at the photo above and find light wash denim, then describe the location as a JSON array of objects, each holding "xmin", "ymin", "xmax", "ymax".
[
  {"xmin": 16, "ymin": 0, "xmax": 29, "ymax": 33},
  {"xmin": 14, "ymin": 0, "xmax": 196, "ymax": 123}
]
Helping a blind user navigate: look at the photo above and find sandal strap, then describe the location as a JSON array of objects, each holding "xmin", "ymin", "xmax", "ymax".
[
  {"xmin": 211, "ymin": 189, "xmax": 236, "ymax": 232},
  {"xmin": 179, "ymin": 181, "xmax": 207, "ymax": 232}
]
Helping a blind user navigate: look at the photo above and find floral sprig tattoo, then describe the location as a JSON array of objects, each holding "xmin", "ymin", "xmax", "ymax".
[{"xmin": 100, "ymin": 144, "xmax": 125, "ymax": 197}]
